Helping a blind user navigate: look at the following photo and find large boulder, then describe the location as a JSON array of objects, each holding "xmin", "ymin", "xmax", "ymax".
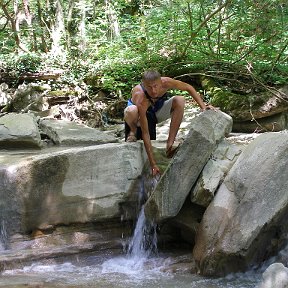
[
  {"xmin": 202, "ymin": 76, "xmax": 288, "ymax": 132},
  {"xmin": 2, "ymin": 83, "xmax": 50, "ymax": 113},
  {"xmin": 193, "ymin": 131, "xmax": 288, "ymax": 276},
  {"xmin": 144, "ymin": 110, "xmax": 233, "ymax": 221},
  {"xmin": 0, "ymin": 142, "xmax": 145, "ymax": 238},
  {"xmin": 208, "ymin": 83, "xmax": 288, "ymax": 122},
  {"xmin": 0, "ymin": 113, "xmax": 42, "ymax": 148}
]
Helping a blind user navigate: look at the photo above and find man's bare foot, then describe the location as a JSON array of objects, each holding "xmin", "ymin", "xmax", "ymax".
[{"xmin": 126, "ymin": 133, "xmax": 137, "ymax": 142}]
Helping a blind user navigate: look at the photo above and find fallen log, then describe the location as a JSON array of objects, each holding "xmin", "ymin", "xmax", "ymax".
[{"xmin": 0, "ymin": 71, "xmax": 62, "ymax": 83}]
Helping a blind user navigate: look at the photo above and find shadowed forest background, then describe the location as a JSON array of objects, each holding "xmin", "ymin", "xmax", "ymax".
[{"xmin": 0, "ymin": 0, "xmax": 287, "ymax": 127}]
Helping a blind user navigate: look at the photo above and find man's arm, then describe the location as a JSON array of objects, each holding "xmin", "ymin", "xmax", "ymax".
[
  {"xmin": 138, "ymin": 103, "xmax": 161, "ymax": 176},
  {"xmin": 132, "ymin": 87, "xmax": 161, "ymax": 176},
  {"xmin": 163, "ymin": 77, "xmax": 211, "ymax": 110}
]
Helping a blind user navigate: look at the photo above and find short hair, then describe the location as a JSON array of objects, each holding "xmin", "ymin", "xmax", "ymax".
[{"xmin": 142, "ymin": 70, "xmax": 161, "ymax": 82}]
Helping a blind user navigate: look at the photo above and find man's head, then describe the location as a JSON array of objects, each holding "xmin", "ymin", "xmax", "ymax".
[
  {"xmin": 142, "ymin": 70, "xmax": 161, "ymax": 82},
  {"xmin": 142, "ymin": 70, "xmax": 162, "ymax": 97}
]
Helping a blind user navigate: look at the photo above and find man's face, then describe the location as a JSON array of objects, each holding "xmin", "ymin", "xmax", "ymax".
[{"xmin": 143, "ymin": 78, "xmax": 162, "ymax": 98}]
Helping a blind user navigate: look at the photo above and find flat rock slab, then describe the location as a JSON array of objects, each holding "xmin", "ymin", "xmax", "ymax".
[
  {"xmin": 0, "ymin": 113, "xmax": 42, "ymax": 148},
  {"xmin": 144, "ymin": 110, "xmax": 233, "ymax": 221},
  {"xmin": 39, "ymin": 118, "xmax": 118, "ymax": 145}
]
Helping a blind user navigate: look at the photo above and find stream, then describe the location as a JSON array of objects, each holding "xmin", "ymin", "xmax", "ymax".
[
  {"xmin": 0, "ymin": 204, "xmax": 266, "ymax": 288},
  {"xmin": 0, "ymin": 252, "xmax": 263, "ymax": 288},
  {"xmin": 0, "ymin": 176, "xmax": 283, "ymax": 288}
]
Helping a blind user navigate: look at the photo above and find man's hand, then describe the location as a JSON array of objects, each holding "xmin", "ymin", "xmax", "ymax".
[
  {"xmin": 203, "ymin": 104, "xmax": 217, "ymax": 111},
  {"xmin": 151, "ymin": 165, "xmax": 161, "ymax": 177}
]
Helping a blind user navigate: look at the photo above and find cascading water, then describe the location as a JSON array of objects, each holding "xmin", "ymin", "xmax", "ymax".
[
  {"xmin": 127, "ymin": 175, "xmax": 158, "ymax": 259},
  {"xmin": 0, "ymin": 218, "xmax": 8, "ymax": 250},
  {"xmin": 101, "ymin": 175, "xmax": 159, "ymax": 275},
  {"xmin": 127, "ymin": 206, "xmax": 157, "ymax": 259}
]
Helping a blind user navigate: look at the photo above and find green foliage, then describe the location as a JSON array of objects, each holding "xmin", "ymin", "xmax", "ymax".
[
  {"xmin": 0, "ymin": 0, "xmax": 287, "ymax": 99},
  {"xmin": 16, "ymin": 53, "xmax": 42, "ymax": 73},
  {"xmin": 4, "ymin": 53, "xmax": 42, "ymax": 74},
  {"xmin": 254, "ymin": 63, "xmax": 288, "ymax": 86}
]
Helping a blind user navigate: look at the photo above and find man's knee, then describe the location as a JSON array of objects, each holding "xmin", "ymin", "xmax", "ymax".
[
  {"xmin": 172, "ymin": 96, "xmax": 185, "ymax": 110},
  {"xmin": 124, "ymin": 105, "xmax": 138, "ymax": 121}
]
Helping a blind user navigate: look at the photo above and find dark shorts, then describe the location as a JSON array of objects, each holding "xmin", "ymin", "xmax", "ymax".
[{"xmin": 124, "ymin": 96, "xmax": 175, "ymax": 140}]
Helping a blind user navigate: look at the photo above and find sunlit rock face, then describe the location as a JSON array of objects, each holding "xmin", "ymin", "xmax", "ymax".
[
  {"xmin": 0, "ymin": 142, "xmax": 145, "ymax": 235},
  {"xmin": 144, "ymin": 110, "xmax": 233, "ymax": 221},
  {"xmin": 193, "ymin": 131, "xmax": 288, "ymax": 276}
]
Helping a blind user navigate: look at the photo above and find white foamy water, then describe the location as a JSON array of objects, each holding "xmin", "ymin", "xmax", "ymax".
[
  {"xmin": 128, "ymin": 206, "xmax": 157, "ymax": 258},
  {"xmin": 0, "ymin": 219, "xmax": 8, "ymax": 250},
  {"xmin": 1, "ymin": 256, "xmax": 261, "ymax": 288},
  {"xmin": 101, "ymin": 194, "xmax": 158, "ymax": 278}
]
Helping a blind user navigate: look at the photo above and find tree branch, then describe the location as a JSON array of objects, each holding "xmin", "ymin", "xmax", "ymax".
[
  {"xmin": 272, "ymin": 39, "xmax": 288, "ymax": 69},
  {"xmin": 180, "ymin": 0, "xmax": 231, "ymax": 59},
  {"xmin": 233, "ymin": 31, "xmax": 279, "ymax": 64}
]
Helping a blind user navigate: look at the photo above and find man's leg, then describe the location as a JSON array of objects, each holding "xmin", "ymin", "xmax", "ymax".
[
  {"xmin": 124, "ymin": 105, "xmax": 139, "ymax": 141},
  {"xmin": 166, "ymin": 96, "xmax": 185, "ymax": 150}
]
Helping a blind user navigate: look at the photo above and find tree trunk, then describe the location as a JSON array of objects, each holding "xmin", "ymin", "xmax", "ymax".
[
  {"xmin": 66, "ymin": 0, "xmax": 76, "ymax": 49},
  {"xmin": 105, "ymin": 0, "xmax": 120, "ymax": 40},
  {"xmin": 0, "ymin": 71, "xmax": 62, "ymax": 84},
  {"xmin": 0, "ymin": 0, "xmax": 28, "ymax": 52},
  {"xmin": 35, "ymin": 0, "xmax": 49, "ymax": 52},
  {"xmin": 78, "ymin": 0, "xmax": 87, "ymax": 51},
  {"xmin": 22, "ymin": 0, "xmax": 38, "ymax": 51},
  {"xmin": 49, "ymin": 0, "xmax": 65, "ymax": 54}
]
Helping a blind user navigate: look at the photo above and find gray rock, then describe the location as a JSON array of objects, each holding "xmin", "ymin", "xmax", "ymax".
[
  {"xmin": 0, "ymin": 83, "xmax": 10, "ymax": 106},
  {"xmin": 0, "ymin": 142, "xmax": 145, "ymax": 236},
  {"xmin": 193, "ymin": 131, "xmax": 288, "ymax": 276},
  {"xmin": 233, "ymin": 85, "xmax": 288, "ymax": 122},
  {"xmin": 144, "ymin": 110, "xmax": 233, "ymax": 221},
  {"xmin": 39, "ymin": 118, "xmax": 118, "ymax": 145},
  {"xmin": 0, "ymin": 113, "xmax": 42, "ymax": 148},
  {"xmin": 190, "ymin": 139, "xmax": 243, "ymax": 207},
  {"xmin": 256, "ymin": 263, "xmax": 288, "ymax": 288},
  {"xmin": 170, "ymin": 201, "xmax": 206, "ymax": 245},
  {"xmin": 3, "ymin": 83, "xmax": 50, "ymax": 112}
]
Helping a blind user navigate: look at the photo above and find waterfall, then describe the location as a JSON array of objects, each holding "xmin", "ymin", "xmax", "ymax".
[
  {"xmin": 0, "ymin": 219, "xmax": 8, "ymax": 250},
  {"xmin": 127, "ymin": 175, "xmax": 158, "ymax": 258},
  {"xmin": 101, "ymin": 175, "xmax": 159, "ymax": 274},
  {"xmin": 127, "ymin": 206, "xmax": 157, "ymax": 259}
]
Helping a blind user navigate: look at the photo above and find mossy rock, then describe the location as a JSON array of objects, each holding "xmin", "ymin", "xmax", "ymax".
[
  {"xmin": 47, "ymin": 90, "xmax": 75, "ymax": 97},
  {"xmin": 201, "ymin": 76, "xmax": 285, "ymax": 121},
  {"xmin": 211, "ymin": 88, "xmax": 269, "ymax": 111}
]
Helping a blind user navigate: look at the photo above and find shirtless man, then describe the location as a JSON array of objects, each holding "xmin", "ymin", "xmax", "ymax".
[{"xmin": 124, "ymin": 70, "xmax": 213, "ymax": 176}]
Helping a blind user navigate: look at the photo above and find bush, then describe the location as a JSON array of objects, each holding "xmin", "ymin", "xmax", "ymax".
[{"xmin": 14, "ymin": 53, "xmax": 42, "ymax": 73}]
